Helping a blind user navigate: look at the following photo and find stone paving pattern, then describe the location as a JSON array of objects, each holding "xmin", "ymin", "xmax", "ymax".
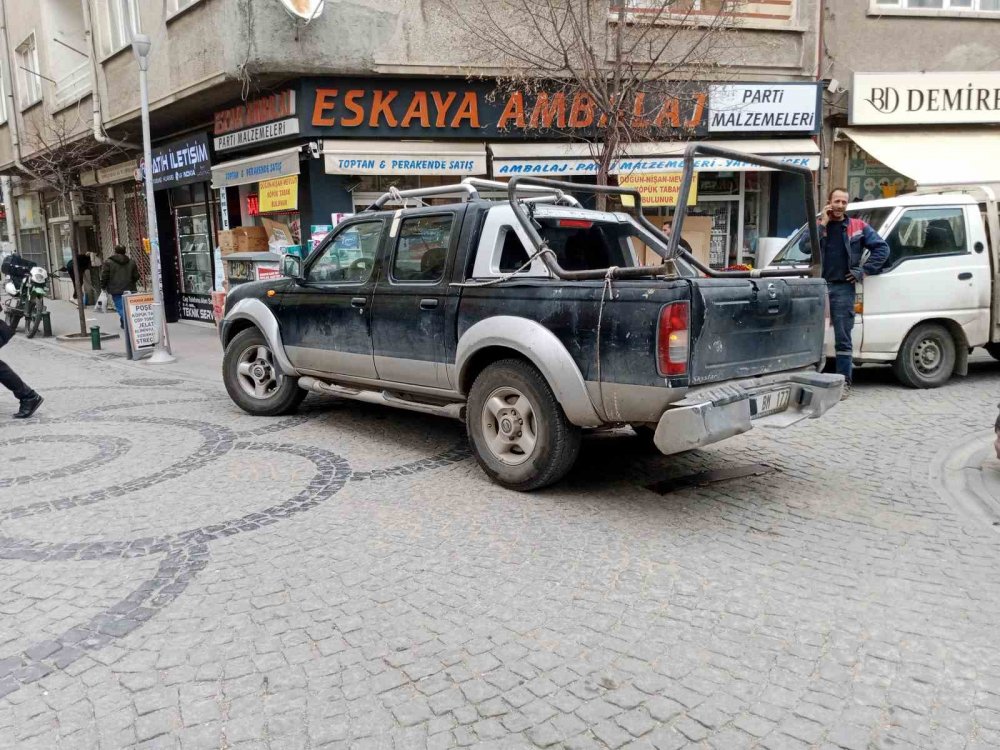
[{"xmin": 0, "ymin": 336, "xmax": 999, "ymax": 749}]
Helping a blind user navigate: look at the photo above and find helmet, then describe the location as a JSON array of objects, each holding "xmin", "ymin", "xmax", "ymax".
[
  {"xmin": 29, "ymin": 267, "xmax": 48, "ymax": 284},
  {"xmin": 4, "ymin": 281, "xmax": 16, "ymax": 296}
]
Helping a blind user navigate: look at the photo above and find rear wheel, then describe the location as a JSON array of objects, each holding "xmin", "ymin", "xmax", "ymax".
[
  {"xmin": 4, "ymin": 309, "xmax": 20, "ymax": 330},
  {"xmin": 986, "ymin": 343, "xmax": 1000, "ymax": 361},
  {"xmin": 466, "ymin": 359, "xmax": 581, "ymax": 491},
  {"xmin": 892, "ymin": 323, "xmax": 956, "ymax": 389},
  {"xmin": 222, "ymin": 327, "xmax": 305, "ymax": 416}
]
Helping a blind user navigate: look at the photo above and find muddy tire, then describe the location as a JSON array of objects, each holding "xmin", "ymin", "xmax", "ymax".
[
  {"xmin": 466, "ymin": 359, "xmax": 581, "ymax": 491},
  {"xmin": 892, "ymin": 323, "xmax": 956, "ymax": 389},
  {"xmin": 222, "ymin": 327, "xmax": 305, "ymax": 416}
]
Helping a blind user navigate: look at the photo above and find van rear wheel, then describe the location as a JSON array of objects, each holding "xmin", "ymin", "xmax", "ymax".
[{"xmin": 892, "ymin": 323, "xmax": 956, "ymax": 389}]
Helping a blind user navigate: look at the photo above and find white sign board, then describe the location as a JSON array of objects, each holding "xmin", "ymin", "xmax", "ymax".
[
  {"xmin": 214, "ymin": 118, "xmax": 300, "ymax": 152},
  {"xmin": 493, "ymin": 154, "xmax": 819, "ymax": 176},
  {"xmin": 851, "ymin": 71, "xmax": 1000, "ymax": 126},
  {"xmin": 124, "ymin": 292, "xmax": 169, "ymax": 360},
  {"xmin": 708, "ymin": 83, "xmax": 820, "ymax": 133}
]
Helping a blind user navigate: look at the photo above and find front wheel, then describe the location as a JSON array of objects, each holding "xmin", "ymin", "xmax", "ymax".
[
  {"xmin": 892, "ymin": 323, "xmax": 956, "ymax": 388},
  {"xmin": 222, "ymin": 327, "xmax": 305, "ymax": 416},
  {"xmin": 4, "ymin": 309, "xmax": 21, "ymax": 331},
  {"xmin": 466, "ymin": 359, "xmax": 581, "ymax": 491},
  {"xmin": 25, "ymin": 299, "xmax": 43, "ymax": 339}
]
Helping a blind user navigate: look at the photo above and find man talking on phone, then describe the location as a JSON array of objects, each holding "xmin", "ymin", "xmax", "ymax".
[{"xmin": 819, "ymin": 188, "xmax": 889, "ymax": 398}]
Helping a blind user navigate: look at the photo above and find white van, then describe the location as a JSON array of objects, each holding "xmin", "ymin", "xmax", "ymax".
[{"xmin": 770, "ymin": 184, "xmax": 1000, "ymax": 388}]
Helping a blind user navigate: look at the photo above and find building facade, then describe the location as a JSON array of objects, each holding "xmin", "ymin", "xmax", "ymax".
[
  {"xmin": 821, "ymin": 0, "xmax": 1000, "ymax": 203},
  {"xmin": 0, "ymin": 0, "xmax": 826, "ymax": 321}
]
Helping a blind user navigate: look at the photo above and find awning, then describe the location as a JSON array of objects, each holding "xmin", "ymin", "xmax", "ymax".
[
  {"xmin": 323, "ymin": 140, "xmax": 487, "ymax": 176},
  {"xmin": 490, "ymin": 139, "xmax": 820, "ymax": 176},
  {"xmin": 211, "ymin": 146, "xmax": 301, "ymax": 189},
  {"xmin": 840, "ymin": 127, "xmax": 1000, "ymax": 187}
]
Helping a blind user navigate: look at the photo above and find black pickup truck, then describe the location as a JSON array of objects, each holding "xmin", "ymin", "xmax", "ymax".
[{"xmin": 220, "ymin": 145, "xmax": 842, "ymax": 490}]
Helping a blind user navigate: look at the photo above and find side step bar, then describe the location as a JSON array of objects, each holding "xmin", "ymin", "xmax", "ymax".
[{"xmin": 298, "ymin": 376, "xmax": 465, "ymax": 420}]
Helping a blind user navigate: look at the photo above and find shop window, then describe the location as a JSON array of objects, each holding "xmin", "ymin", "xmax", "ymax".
[
  {"xmin": 884, "ymin": 207, "xmax": 968, "ymax": 269},
  {"xmin": 15, "ymin": 34, "xmax": 42, "ymax": 109},
  {"xmin": 100, "ymin": 0, "xmax": 140, "ymax": 56},
  {"xmin": 392, "ymin": 215, "xmax": 454, "ymax": 283},
  {"xmin": 871, "ymin": 0, "xmax": 1000, "ymax": 14},
  {"xmin": 308, "ymin": 221, "xmax": 383, "ymax": 283}
]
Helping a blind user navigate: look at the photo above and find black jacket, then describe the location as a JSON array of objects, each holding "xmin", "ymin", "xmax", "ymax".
[{"xmin": 100, "ymin": 253, "xmax": 140, "ymax": 295}]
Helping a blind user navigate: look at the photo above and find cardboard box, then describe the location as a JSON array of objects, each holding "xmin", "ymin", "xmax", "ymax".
[
  {"xmin": 261, "ymin": 217, "xmax": 295, "ymax": 245},
  {"xmin": 682, "ymin": 216, "xmax": 714, "ymax": 269},
  {"xmin": 232, "ymin": 226, "xmax": 269, "ymax": 252},
  {"xmin": 217, "ymin": 230, "xmax": 235, "ymax": 255}
]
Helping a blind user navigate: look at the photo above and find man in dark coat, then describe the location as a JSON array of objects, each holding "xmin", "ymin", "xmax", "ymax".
[
  {"xmin": 60, "ymin": 252, "xmax": 93, "ymax": 302},
  {"xmin": 0, "ymin": 320, "xmax": 43, "ymax": 418},
  {"xmin": 100, "ymin": 245, "xmax": 140, "ymax": 329}
]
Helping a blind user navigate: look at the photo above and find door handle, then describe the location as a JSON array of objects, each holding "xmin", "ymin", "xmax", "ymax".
[
  {"xmin": 351, "ymin": 297, "xmax": 367, "ymax": 308},
  {"xmin": 419, "ymin": 298, "xmax": 439, "ymax": 310},
  {"xmin": 958, "ymin": 272, "xmax": 973, "ymax": 280}
]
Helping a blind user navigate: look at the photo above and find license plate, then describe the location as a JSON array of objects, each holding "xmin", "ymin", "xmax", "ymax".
[{"xmin": 751, "ymin": 388, "xmax": 791, "ymax": 419}]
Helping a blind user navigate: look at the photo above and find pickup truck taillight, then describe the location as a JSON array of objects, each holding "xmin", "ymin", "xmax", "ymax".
[{"xmin": 657, "ymin": 301, "xmax": 689, "ymax": 376}]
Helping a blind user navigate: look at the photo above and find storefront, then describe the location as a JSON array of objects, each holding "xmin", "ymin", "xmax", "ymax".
[
  {"xmin": 147, "ymin": 132, "xmax": 217, "ymax": 322},
  {"xmin": 206, "ymin": 78, "xmax": 820, "ymax": 271},
  {"xmin": 834, "ymin": 71, "xmax": 1000, "ymax": 197},
  {"xmin": 80, "ymin": 159, "xmax": 148, "ymax": 294}
]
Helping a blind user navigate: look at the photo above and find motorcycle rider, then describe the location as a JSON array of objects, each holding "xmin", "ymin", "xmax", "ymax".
[
  {"xmin": 0, "ymin": 320, "xmax": 43, "ymax": 418},
  {"xmin": 100, "ymin": 245, "xmax": 140, "ymax": 329}
]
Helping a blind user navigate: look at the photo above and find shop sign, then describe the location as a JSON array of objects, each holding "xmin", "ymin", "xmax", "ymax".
[
  {"xmin": 145, "ymin": 133, "xmax": 212, "ymax": 191},
  {"xmin": 619, "ymin": 173, "xmax": 697, "ymax": 208},
  {"xmin": 211, "ymin": 148, "xmax": 300, "ymax": 189},
  {"xmin": 214, "ymin": 91, "xmax": 297, "ymax": 152},
  {"xmin": 123, "ymin": 292, "xmax": 170, "ymax": 360},
  {"xmin": 494, "ymin": 153, "xmax": 819, "ymax": 176},
  {"xmin": 96, "ymin": 160, "xmax": 139, "ymax": 185},
  {"xmin": 259, "ymin": 175, "xmax": 298, "ymax": 213},
  {"xmin": 851, "ymin": 71, "xmax": 1000, "ymax": 126},
  {"xmin": 708, "ymin": 83, "xmax": 820, "ymax": 133},
  {"xmin": 179, "ymin": 293, "xmax": 215, "ymax": 322},
  {"xmin": 300, "ymin": 77, "xmax": 711, "ymax": 139}
]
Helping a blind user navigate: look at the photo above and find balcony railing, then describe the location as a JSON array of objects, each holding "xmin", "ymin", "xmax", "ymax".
[{"xmin": 53, "ymin": 61, "xmax": 91, "ymax": 110}]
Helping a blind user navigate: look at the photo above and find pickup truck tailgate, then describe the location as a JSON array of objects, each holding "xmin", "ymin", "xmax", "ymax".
[{"xmin": 688, "ymin": 277, "xmax": 826, "ymax": 385}]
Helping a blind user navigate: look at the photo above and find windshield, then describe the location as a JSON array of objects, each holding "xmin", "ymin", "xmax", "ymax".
[{"xmin": 770, "ymin": 207, "xmax": 894, "ymax": 266}]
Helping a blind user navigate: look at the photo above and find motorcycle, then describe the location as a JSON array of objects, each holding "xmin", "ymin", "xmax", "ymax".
[{"xmin": 2, "ymin": 255, "xmax": 49, "ymax": 339}]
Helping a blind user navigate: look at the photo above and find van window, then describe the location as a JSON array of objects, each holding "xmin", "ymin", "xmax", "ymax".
[
  {"xmin": 537, "ymin": 219, "xmax": 634, "ymax": 271},
  {"xmin": 884, "ymin": 207, "xmax": 967, "ymax": 269},
  {"xmin": 393, "ymin": 214, "xmax": 453, "ymax": 283},
  {"xmin": 771, "ymin": 207, "xmax": 893, "ymax": 267}
]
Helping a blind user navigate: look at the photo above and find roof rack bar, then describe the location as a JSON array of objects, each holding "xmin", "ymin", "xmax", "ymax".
[
  {"xmin": 461, "ymin": 178, "xmax": 581, "ymax": 207},
  {"xmin": 364, "ymin": 183, "xmax": 480, "ymax": 211}
]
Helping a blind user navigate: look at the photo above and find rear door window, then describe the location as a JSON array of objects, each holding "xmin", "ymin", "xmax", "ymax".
[{"xmin": 392, "ymin": 214, "xmax": 454, "ymax": 283}]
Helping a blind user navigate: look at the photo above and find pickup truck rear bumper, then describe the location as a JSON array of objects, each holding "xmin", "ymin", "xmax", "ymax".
[{"xmin": 653, "ymin": 370, "xmax": 844, "ymax": 456}]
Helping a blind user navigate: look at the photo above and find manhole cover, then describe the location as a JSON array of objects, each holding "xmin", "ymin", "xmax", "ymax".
[{"xmin": 646, "ymin": 463, "xmax": 776, "ymax": 495}]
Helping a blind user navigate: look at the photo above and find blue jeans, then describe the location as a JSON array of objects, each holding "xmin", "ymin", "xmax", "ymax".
[
  {"xmin": 828, "ymin": 282, "xmax": 855, "ymax": 384},
  {"xmin": 112, "ymin": 294, "xmax": 125, "ymax": 328}
]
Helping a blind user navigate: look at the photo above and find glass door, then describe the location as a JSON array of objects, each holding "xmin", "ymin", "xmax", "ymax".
[{"xmin": 175, "ymin": 203, "xmax": 213, "ymax": 295}]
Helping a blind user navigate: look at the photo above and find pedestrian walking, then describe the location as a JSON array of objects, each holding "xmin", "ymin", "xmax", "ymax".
[
  {"xmin": 0, "ymin": 319, "xmax": 43, "ymax": 418},
  {"xmin": 819, "ymin": 188, "xmax": 890, "ymax": 398},
  {"xmin": 100, "ymin": 246, "xmax": 140, "ymax": 329},
  {"xmin": 60, "ymin": 252, "xmax": 94, "ymax": 303}
]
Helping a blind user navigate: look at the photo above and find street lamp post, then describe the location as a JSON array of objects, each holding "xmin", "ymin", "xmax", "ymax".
[{"xmin": 132, "ymin": 34, "xmax": 174, "ymax": 364}]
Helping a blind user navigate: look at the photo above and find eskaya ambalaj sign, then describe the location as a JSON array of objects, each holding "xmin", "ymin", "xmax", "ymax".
[
  {"xmin": 851, "ymin": 71, "xmax": 1000, "ymax": 126},
  {"xmin": 296, "ymin": 78, "xmax": 820, "ymax": 139}
]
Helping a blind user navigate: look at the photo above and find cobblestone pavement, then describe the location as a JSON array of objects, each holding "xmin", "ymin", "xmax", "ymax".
[{"xmin": 1, "ymin": 336, "xmax": 999, "ymax": 750}]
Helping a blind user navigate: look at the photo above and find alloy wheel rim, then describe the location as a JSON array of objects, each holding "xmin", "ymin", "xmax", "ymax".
[
  {"xmin": 236, "ymin": 344, "xmax": 282, "ymax": 400},
  {"xmin": 481, "ymin": 386, "xmax": 538, "ymax": 466}
]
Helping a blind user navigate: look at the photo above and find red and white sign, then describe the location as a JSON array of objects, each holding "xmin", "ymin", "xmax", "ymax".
[{"xmin": 256, "ymin": 266, "xmax": 282, "ymax": 281}]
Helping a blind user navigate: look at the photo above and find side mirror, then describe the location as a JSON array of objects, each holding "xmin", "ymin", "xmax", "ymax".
[{"xmin": 281, "ymin": 254, "xmax": 302, "ymax": 280}]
